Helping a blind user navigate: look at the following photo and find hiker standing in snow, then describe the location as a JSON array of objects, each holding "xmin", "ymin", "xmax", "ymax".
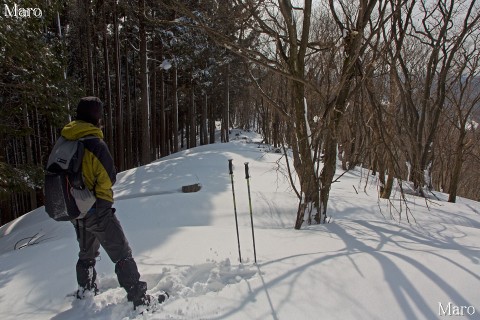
[{"xmin": 62, "ymin": 97, "xmax": 167, "ymax": 309}]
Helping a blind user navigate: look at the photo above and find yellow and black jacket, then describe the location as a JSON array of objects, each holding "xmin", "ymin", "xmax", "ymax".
[{"xmin": 61, "ymin": 120, "xmax": 116, "ymax": 208}]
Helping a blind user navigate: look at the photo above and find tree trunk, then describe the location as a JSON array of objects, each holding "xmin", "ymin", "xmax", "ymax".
[
  {"xmin": 318, "ymin": 122, "xmax": 336, "ymax": 223},
  {"xmin": 103, "ymin": 13, "xmax": 113, "ymax": 151},
  {"xmin": 139, "ymin": 0, "xmax": 151, "ymax": 164},
  {"xmin": 448, "ymin": 131, "xmax": 466, "ymax": 203},
  {"xmin": 378, "ymin": 152, "xmax": 386, "ymax": 196},
  {"xmin": 23, "ymin": 107, "xmax": 37, "ymax": 210},
  {"xmin": 125, "ymin": 41, "xmax": 133, "ymax": 169},
  {"xmin": 222, "ymin": 66, "xmax": 231, "ymax": 143},
  {"xmin": 381, "ymin": 156, "xmax": 395, "ymax": 199},
  {"xmin": 84, "ymin": 1, "xmax": 94, "ymax": 94},
  {"xmin": 189, "ymin": 77, "xmax": 196, "ymax": 148},
  {"xmin": 113, "ymin": 3, "xmax": 124, "ymax": 171},
  {"xmin": 160, "ymin": 70, "xmax": 167, "ymax": 156},
  {"xmin": 172, "ymin": 63, "xmax": 179, "ymax": 153},
  {"xmin": 151, "ymin": 43, "xmax": 158, "ymax": 159},
  {"xmin": 201, "ymin": 93, "xmax": 208, "ymax": 145},
  {"xmin": 292, "ymin": 82, "xmax": 320, "ymax": 228},
  {"xmin": 209, "ymin": 97, "xmax": 215, "ymax": 144}
]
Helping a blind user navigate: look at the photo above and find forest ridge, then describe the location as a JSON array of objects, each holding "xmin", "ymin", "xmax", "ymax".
[{"xmin": 0, "ymin": 0, "xmax": 479, "ymax": 227}]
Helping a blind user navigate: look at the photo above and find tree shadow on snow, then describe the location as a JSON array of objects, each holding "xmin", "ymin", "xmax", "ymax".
[{"xmin": 213, "ymin": 218, "xmax": 479, "ymax": 320}]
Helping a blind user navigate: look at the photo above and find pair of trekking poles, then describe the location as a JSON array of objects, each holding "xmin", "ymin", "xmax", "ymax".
[{"xmin": 228, "ymin": 159, "xmax": 257, "ymax": 264}]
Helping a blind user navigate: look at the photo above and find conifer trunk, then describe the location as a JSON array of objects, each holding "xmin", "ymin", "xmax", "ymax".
[{"xmin": 139, "ymin": 0, "xmax": 151, "ymax": 164}]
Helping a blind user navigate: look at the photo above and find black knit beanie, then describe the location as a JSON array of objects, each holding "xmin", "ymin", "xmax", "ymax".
[{"xmin": 76, "ymin": 96, "xmax": 103, "ymax": 126}]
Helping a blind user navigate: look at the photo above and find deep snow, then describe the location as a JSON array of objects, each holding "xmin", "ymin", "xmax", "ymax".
[{"xmin": 1, "ymin": 130, "xmax": 479, "ymax": 319}]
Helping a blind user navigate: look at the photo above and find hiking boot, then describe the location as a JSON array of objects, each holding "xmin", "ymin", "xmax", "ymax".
[
  {"xmin": 76, "ymin": 259, "xmax": 97, "ymax": 299},
  {"xmin": 76, "ymin": 282, "xmax": 98, "ymax": 299},
  {"xmin": 158, "ymin": 291, "xmax": 169, "ymax": 303},
  {"xmin": 133, "ymin": 291, "xmax": 169, "ymax": 310}
]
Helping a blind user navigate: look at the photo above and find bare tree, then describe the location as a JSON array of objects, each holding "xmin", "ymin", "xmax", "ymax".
[
  {"xmin": 154, "ymin": 0, "xmax": 393, "ymax": 228},
  {"xmin": 313, "ymin": 0, "xmax": 389, "ymax": 224},
  {"xmin": 389, "ymin": 0, "xmax": 480, "ymax": 195},
  {"xmin": 444, "ymin": 38, "xmax": 480, "ymax": 202}
]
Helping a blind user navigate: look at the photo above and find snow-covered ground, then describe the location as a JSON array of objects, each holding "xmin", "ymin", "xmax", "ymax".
[{"xmin": 1, "ymin": 130, "xmax": 479, "ymax": 319}]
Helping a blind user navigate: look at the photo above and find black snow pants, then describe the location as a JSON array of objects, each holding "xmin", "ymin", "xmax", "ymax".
[{"xmin": 72, "ymin": 207, "xmax": 147, "ymax": 302}]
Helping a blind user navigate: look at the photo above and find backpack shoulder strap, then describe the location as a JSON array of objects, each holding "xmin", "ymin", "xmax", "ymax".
[{"xmin": 72, "ymin": 135, "xmax": 98, "ymax": 172}]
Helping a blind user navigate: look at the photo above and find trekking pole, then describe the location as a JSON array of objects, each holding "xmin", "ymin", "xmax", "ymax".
[
  {"xmin": 244, "ymin": 162, "xmax": 257, "ymax": 264},
  {"xmin": 228, "ymin": 159, "xmax": 242, "ymax": 263}
]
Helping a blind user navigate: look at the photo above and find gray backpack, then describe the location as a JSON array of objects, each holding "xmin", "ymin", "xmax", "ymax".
[{"xmin": 44, "ymin": 136, "xmax": 96, "ymax": 221}]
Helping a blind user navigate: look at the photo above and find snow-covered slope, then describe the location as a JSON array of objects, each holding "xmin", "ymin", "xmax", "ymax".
[{"xmin": 1, "ymin": 130, "xmax": 479, "ymax": 320}]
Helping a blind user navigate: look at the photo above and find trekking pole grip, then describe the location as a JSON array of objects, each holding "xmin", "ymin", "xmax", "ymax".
[
  {"xmin": 244, "ymin": 162, "xmax": 250, "ymax": 179},
  {"xmin": 228, "ymin": 159, "xmax": 233, "ymax": 175}
]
